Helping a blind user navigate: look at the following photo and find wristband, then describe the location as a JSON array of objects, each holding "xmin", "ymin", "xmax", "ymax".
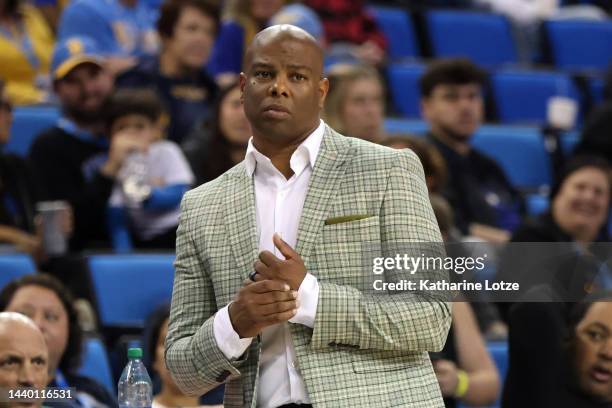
[{"xmin": 454, "ymin": 369, "xmax": 470, "ymax": 398}]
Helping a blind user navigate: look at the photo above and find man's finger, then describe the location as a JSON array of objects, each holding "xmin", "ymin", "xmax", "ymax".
[
  {"xmin": 273, "ymin": 233, "xmax": 298, "ymax": 260},
  {"xmin": 253, "ymin": 260, "xmax": 271, "ymax": 278},
  {"xmin": 248, "ymin": 279, "xmax": 290, "ymax": 294},
  {"xmin": 259, "ymin": 250, "xmax": 280, "ymax": 266}
]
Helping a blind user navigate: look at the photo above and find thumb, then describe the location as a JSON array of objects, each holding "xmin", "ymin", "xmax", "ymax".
[{"xmin": 273, "ymin": 233, "xmax": 297, "ymax": 260}]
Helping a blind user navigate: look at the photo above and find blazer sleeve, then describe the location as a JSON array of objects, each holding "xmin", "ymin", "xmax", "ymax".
[
  {"xmin": 311, "ymin": 148, "xmax": 452, "ymax": 352},
  {"xmin": 165, "ymin": 190, "xmax": 249, "ymax": 395}
]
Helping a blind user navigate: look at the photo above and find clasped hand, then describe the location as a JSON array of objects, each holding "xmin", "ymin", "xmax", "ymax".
[{"xmin": 228, "ymin": 233, "xmax": 307, "ymax": 338}]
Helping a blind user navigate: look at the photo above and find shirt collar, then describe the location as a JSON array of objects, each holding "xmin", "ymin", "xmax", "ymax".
[{"xmin": 244, "ymin": 119, "xmax": 325, "ymax": 177}]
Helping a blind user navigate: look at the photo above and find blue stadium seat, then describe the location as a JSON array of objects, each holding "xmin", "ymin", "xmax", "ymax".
[
  {"xmin": 88, "ymin": 254, "xmax": 175, "ymax": 328},
  {"xmin": 367, "ymin": 6, "xmax": 419, "ymax": 60},
  {"xmin": 386, "ymin": 63, "xmax": 425, "ymax": 118},
  {"xmin": 4, "ymin": 106, "xmax": 60, "ymax": 157},
  {"xmin": 78, "ymin": 337, "xmax": 114, "ymax": 394},
  {"xmin": 590, "ymin": 78, "xmax": 604, "ymax": 105},
  {"xmin": 491, "ymin": 70, "xmax": 580, "ymax": 124},
  {"xmin": 561, "ymin": 131, "xmax": 580, "ymax": 155},
  {"xmin": 545, "ymin": 20, "xmax": 612, "ymax": 71},
  {"xmin": 488, "ymin": 341, "xmax": 509, "ymax": 408},
  {"xmin": 426, "ymin": 11, "xmax": 518, "ymax": 67},
  {"xmin": 0, "ymin": 254, "xmax": 36, "ymax": 289},
  {"xmin": 472, "ymin": 126, "xmax": 552, "ymax": 189}
]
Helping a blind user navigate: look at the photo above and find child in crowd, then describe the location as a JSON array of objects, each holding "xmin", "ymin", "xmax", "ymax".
[{"xmin": 106, "ymin": 89, "xmax": 194, "ymax": 251}]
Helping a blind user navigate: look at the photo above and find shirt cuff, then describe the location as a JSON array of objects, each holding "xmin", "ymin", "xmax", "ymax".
[
  {"xmin": 213, "ymin": 304, "xmax": 253, "ymax": 360},
  {"xmin": 289, "ymin": 273, "xmax": 319, "ymax": 328}
]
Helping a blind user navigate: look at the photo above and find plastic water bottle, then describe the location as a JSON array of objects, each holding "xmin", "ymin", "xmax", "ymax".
[
  {"xmin": 120, "ymin": 152, "xmax": 151, "ymax": 208},
  {"xmin": 118, "ymin": 348, "xmax": 152, "ymax": 408}
]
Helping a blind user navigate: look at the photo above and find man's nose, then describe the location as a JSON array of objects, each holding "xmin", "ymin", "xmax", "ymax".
[
  {"xmin": 17, "ymin": 364, "xmax": 35, "ymax": 387},
  {"xmin": 270, "ymin": 76, "xmax": 288, "ymax": 97}
]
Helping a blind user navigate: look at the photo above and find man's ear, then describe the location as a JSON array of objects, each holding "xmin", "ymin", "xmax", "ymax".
[
  {"xmin": 239, "ymin": 72, "xmax": 247, "ymax": 103},
  {"xmin": 318, "ymin": 77, "xmax": 329, "ymax": 109}
]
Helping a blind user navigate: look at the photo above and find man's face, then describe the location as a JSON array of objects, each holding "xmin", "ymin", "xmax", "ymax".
[
  {"xmin": 54, "ymin": 63, "xmax": 113, "ymax": 123},
  {"xmin": 240, "ymin": 37, "xmax": 328, "ymax": 143},
  {"xmin": 0, "ymin": 322, "xmax": 48, "ymax": 408},
  {"xmin": 165, "ymin": 6, "xmax": 216, "ymax": 71},
  {"xmin": 421, "ymin": 83, "xmax": 483, "ymax": 142},
  {"xmin": 574, "ymin": 302, "xmax": 612, "ymax": 402}
]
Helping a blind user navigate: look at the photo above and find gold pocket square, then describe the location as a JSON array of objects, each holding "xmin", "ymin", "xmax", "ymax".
[{"xmin": 324, "ymin": 214, "xmax": 373, "ymax": 225}]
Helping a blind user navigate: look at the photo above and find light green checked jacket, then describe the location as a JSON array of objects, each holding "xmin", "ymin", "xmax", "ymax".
[{"xmin": 166, "ymin": 125, "xmax": 452, "ymax": 408}]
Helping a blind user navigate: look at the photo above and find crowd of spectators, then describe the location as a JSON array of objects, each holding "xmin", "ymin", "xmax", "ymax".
[{"xmin": 0, "ymin": 0, "xmax": 611, "ymax": 407}]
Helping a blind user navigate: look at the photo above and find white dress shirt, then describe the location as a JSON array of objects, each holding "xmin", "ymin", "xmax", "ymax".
[{"xmin": 213, "ymin": 120, "xmax": 325, "ymax": 408}]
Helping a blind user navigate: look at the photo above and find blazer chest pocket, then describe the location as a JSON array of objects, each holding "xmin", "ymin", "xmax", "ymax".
[{"xmin": 321, "ymin": 215, "xmax": 380, "ymax": 244}]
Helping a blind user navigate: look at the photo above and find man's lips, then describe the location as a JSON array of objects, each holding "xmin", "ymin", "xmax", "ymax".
[
  {"xmin": 591, "ymin": 365, "xmax": 612, "ymax": 383},
  {"xmin": 263, "ymin": 104, "xmax": 290, "ymax": 113}
]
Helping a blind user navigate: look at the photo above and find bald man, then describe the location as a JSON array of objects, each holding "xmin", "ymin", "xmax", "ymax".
[
  {"xmin": 166, "ymin": 25, "xmax": 451, "ymax": 408},
  {"xmin": 0, "ymin": 312, "xmax": 48, "ymax": 408}
]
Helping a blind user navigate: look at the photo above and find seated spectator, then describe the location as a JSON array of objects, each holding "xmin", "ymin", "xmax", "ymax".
[
  {"xmin": 382, "ymin": 136, "xmax": 448, "ymax": 194},
  {"xmin": 323, "ymin": 64, "xmax": 385, "ymax": 143},
  {"xmin": 511, "ymin": 155, "xmax": 610, "ymax": 246},
  {"xmin": 421, "ymin": 58, "xmax": 524, "ymax": 243},
  {"xmin": 207, "ymin": 0, "xmax": 322, "ymax": 85},
  {"xmin": 183, "ymin": 81, "xmax": 251, "ymax": 185},
  {"xmin": 144, "ymin": 304, "xmax": 223, "ymax": 408},
  {"xmin": 58, "ymin": 0, "xmax": 159, "ymax": 75},
  {"xmin": 0, "ymin": 0, "xmax": 54, "ymax": 105},
  {"xmin": 117, "ymin": 0, "xmax": 219, "ymax": 145},
  {"xmin": 496, "ymin": 155, "xmax": 611, "ymax": 320},
  {"xmin": 29, "ymin": 37, "xmax": 148, "ymax": 251},
  {"xmin": 504, "ymin": 289, "xmax": 612, "ymax": 407},
  {"xmin": 304, "ymin": 0, "xmax": 387, "ymax": 65},
  {"xmin": 0, "ymin": 312, "xmax": 48, "ymax": 408},
  {"xmin": 0, "ymin": 274, "xmax": 117, "ymax": 407},
  {"xmin": 0, "ymin": 81, "xmax": 40, "ymax": 257},
  {"xmin": 106, "ymin": 88, "xmax": 194, "ymax": 251}
]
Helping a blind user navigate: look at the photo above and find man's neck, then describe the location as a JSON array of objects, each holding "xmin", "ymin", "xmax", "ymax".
[
  {"xmin": 431, "ymin": 126, "xmax": 471, "ymax": 156},
  {"xmin": 65, "ymin": 116, "xmax": 104, "ymax": 136},
  {"xmin": 252, "ymin": 123, "xmax": 318, "ymax": 179}
]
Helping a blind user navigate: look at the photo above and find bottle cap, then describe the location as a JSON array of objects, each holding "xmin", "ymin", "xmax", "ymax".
[{"xmin": 128, "ymin": 347, "xmax": 143, "ymax": 359}]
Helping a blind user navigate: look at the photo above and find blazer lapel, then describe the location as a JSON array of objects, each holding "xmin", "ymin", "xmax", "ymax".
[
  {"xmin": 224, "ymin": 166, "xmax": 259, "ymax": 280},
  {"xmin": 296, "ymin": 126, "xmax": 352, "ymax": 267}
]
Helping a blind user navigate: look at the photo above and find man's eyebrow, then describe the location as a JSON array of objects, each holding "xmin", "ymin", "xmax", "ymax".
[
  {"xmin": 251, "ymin": 62, "xmax": 274, "ymax": 70},
  {"xmin": 286, "ymin": 64, "xmax": 312, "ymax": 72},
  {"xmin": 584, "ymin": 322, "xmax": 611, "ymax": 334}
]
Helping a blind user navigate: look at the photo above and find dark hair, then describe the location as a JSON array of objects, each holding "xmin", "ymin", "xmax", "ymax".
[
  {"xmin": 0, "ymin": 273, "xmax": 83, "ymax": 373},
  {"xmin": 565, "ymin": 290, "xmax": 612, "ymax": 353},
  {"xmin": 142, "ymin": 303, "xmax": 170, "ymax": 374},
  {"xmin": 187, "ymin": 81, "xmax": 245, "ymax": 183},
  {"xmin": 550, "ymin": 154, "xmax": 612, "ymax": 200},
  {"xmin": 105, "ymin": 88, "xmax": 165, "ymax": 131},
  {"xmin": 419, "ymin": 58, "xmax": 487, "ymax": 98},
  {"xmin": 0, "ymin": 0, "xmax": 20, "ymax": 17},
  {"xmin": 157, "ymin": 0, "xmax": 219, "ymax": 39},
  {"xmin": 381, "ymin": 135, "xmax": 448, "ymax": 193}
]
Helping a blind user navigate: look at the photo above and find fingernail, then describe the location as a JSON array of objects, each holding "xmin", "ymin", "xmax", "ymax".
[
  {"xmin": 295, "ymin": 300, "xmax": 300, "ymax": 308},
  {"xmin": 284, "ymin": 284, "xmax": 290, "ymax": 291},
  {"xmin": 291, "ymin": 290, "xmax": 298, "ymax": 298},
  {"xmin": 292, "ymin": 309, "xmax": 297, "ymax": 315}
]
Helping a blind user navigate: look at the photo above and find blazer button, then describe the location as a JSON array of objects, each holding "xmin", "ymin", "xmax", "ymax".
[{"xmin": 216, "ymin": 370, "xmax": 230, "ymax": 383}]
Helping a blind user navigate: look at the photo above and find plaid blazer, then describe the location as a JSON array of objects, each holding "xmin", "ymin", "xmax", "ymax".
[{"xmin": 166, "ymin": 125, "xmax": 451, "ymax": 407}]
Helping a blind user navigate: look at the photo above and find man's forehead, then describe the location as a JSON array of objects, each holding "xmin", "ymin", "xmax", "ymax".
[{"xmin": 247, "ymin": 39, "xmax": 321, "ymax": 71}]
